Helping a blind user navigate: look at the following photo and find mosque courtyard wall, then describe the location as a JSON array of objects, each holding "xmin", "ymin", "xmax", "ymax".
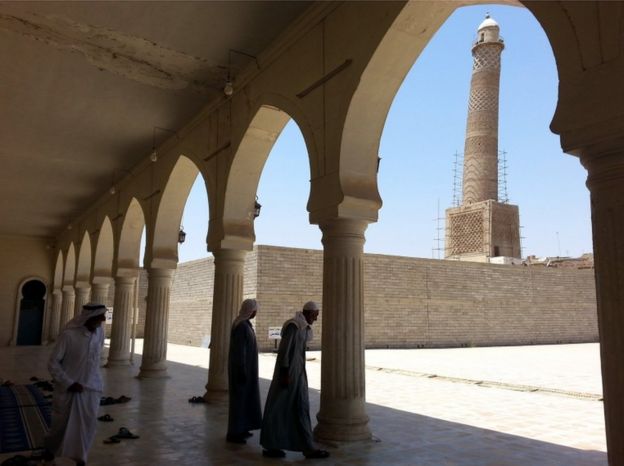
[{"xmin": 113, "ymin": 244, "xmax": 597, "ymax": 352}]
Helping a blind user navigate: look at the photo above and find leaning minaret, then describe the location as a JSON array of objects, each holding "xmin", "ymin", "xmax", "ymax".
[
  {"xmin": 445, "ymin": 15, "xmax": 521, "ymax": 262},
  {"xmin": 462, "ymin": 14, "xmax": 503, "ymax": 204}
]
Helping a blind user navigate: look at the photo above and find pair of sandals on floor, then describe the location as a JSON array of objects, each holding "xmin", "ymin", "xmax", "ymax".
[
  {"xmin": 103, "ymin": 427, "xmax": 140, "ymax": 444},
  {"xmin": 262, "ymin": 448, "xmax": 330, "ymax": 459}
]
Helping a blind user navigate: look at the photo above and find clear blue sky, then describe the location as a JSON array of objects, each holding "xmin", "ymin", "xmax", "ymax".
[{"xmin": 177, "ymin": 4, "xmax": 593, "ymax": 263}]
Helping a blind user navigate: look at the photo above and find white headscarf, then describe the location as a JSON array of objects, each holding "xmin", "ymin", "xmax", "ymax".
[
  {"xmin": 232, "ymin": 298, "xmax": 258, "ymax": 330},
  {"xmin": 65, "ymin": 302, "xmax": 107, "ymax": 329},
  {"xmin": 293, "ymin": 300, "xmax": 320, "ymax": 343}
]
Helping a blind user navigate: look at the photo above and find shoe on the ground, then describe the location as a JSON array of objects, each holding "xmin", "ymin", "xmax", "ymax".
[
  {"xmin": 262, "ymin": 449, "xmax": 286, "ymax": 458},
  {"xmin": 226, "ymin": 434, "xmax": 246, "ymax": 444},
  {"xmin": 304, "ymin": 449, "xmax": 330, "ymax": 459}
]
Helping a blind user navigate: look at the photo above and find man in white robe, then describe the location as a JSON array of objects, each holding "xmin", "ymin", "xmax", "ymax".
[
  {"xmin": 260, "ymin": 301, "xmax": 329, "ymax": 459},
  {"xmin": 45, "ymin": 303, "xmax": 107, "ymax": 466}
]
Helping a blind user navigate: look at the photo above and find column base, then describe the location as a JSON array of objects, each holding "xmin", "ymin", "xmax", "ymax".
[{"xmin": 313, "ymin": 414, "xmax": 372, "ymax": 442}]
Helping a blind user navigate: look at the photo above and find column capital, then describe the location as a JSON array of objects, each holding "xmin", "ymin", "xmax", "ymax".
[
  {"xmin": 212, "ymin": 248, "xmax": 247, "ymax": 262},
  {"xmin": 146, "ymin": 267, "xmax": 176, "ymax": 279},
  {"xmin": 580, "ymin": 147, "xmax": 624, "ymax": 193},
  {"xmin": 114, "ymin": 275, "xmax": 137, "ymax": 286},
  {"xmin": 319, "ymin": 217, "xmax": 368, "ymax": 236}
]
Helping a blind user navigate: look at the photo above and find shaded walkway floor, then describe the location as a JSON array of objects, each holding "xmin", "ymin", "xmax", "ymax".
[{"xmin": 0, "ymin": 342, "xmax": 606, "ymax": 465}]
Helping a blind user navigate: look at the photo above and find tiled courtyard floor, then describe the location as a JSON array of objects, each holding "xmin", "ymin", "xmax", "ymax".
[{"xmin": 0, "ymin": 342, "xmax": 606, "ymax": 465}]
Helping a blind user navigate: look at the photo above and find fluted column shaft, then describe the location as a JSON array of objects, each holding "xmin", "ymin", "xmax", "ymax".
[
  {"xmin": 107, "ymin": 276, "xmax": 136, "ymax": 367},
  {"xmin": 205, "ymin": 249, "xmax": 246, "ymax": 400},
  {"xmin": 59, "ymin": 288, "xmax": 75, "ymax": 331},
  {"xmin": 48, "ymin": 291, "xmax": 63, "ymax": 341},
  {"xmin": 581, "ymin": 148, "xmax": 624, "ymax": 465},
  {"xmin": 314, "ymin": 218, "xmax": 371, "ymax": 442},
  {"xmin": 91, "ymin": 283, "xmax": 111, "ymax": 305},
  {"xmin": 73, "ymin": 286, "xmax": 91, "ymax": 317},
  {"xmin": 139, "ymin": 268, "xmax": 174, "ymax": 378}
]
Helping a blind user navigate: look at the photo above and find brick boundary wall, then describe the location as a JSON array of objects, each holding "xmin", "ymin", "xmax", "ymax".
[{"xmin": 106, "ymin": 245, "xmax": 598, "ymax": 352}]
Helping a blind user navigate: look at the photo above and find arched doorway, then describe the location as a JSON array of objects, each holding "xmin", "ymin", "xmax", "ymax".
[{"xmin": 16, "ymin": 279, "xmax": 47, "ymax": 345}]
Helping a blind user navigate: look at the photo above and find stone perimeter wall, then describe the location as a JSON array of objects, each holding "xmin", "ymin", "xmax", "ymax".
[{"xmin": 115, "ymin": 245, "xmax": 598, "ymax": 352}]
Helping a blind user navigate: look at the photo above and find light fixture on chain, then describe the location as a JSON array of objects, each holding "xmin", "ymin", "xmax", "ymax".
[
  {"xmin": 150, "ymin": 126, "xmax": 179, "ymax": 163},
  {"xmin": 178, "ymin": 226, "xmax": 186, "ymax": 244},
  {"xmin": 253, "ymin": 196, "xmax": 262, "ymax": 219},
  {"xmin": 223, "ymin": 49, "xmax": 259, "ymax": 97}
]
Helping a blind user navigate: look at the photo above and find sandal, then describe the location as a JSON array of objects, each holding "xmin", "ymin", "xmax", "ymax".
[
  {"xmin": 116, "ymin": 427, "xmax": 140, "ymax": 439},
  {"xmin": 103, "ymin": 436, "xmax": 120, "ymax": 444},
  {"xmin": 188, "ymin": 396, "xmax": 205, "ymax": 403},
  {"xmin": 304, "ymin": 450, "xmax": 330, "ymax": 459},
  {"xmin": 100, "ymin": 396, "xmax": 116, "ymax": 406},
  {"xmin": 97, "ymin": 414, "xmax": 114, "ymax": 422}
]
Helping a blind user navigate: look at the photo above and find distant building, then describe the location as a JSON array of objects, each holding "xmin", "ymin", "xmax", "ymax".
[{"xmin": 445, "ymin": 15, "xmax": 521, "ymax": 262}]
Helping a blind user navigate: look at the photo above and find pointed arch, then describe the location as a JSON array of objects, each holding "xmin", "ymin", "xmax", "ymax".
[
  {"xmin": 53, "ymin": 250, "xmax": 64, "ymax": 291},
  {"xmin": 149, "ymin": 155, "xmax": 203, "ymax": 267},
  {"xmin": 117, "ymin": 198, "xmax": 146, "ymax": 271},
  {"xmin": 93, "ymin": 216, "xmax": 115, "ymax": 278},
  {"xmin": 218, "ymin": 102, "xmax": 313, "ymax": 250},
  {"xmin": 338, "ymin": 2, "xmax": 457, "ymax": 219},
  {"xmin": 63, "ymin": 243, "xmax": 76, "ymax": 287},
  {"xmin": 75, "ymin": 230, "xmax": 92, "ymax": 284}
]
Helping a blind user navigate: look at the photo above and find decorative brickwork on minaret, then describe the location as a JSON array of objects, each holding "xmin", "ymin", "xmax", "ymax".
[{"xmin": 445, "ymin": 15, "xmax": 521, "ymax": 262}]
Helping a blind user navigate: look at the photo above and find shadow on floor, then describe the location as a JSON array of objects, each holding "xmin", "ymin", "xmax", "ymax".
[{"xmin": 0, "ymin": 346, "xmax": 607, "ymax": 466}]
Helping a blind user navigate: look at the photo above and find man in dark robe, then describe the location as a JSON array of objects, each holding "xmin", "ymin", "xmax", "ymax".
[
  {"xmin": 226, "ymin": 298, "xmax": 262, "ymax": 444},
  {"xmin": 260, "ymin": 301, "xmax": 330, "ymax": 459}
]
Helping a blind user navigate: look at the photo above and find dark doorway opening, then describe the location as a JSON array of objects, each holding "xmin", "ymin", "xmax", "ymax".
[{"xmin": 16, "ymin": 280, "xmax": 46, "ymax": 345}]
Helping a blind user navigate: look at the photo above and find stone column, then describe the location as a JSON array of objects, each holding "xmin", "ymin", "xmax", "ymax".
[
  {"xmin": 106, "ymin": 276, "xmax": 136, "ymax": 367},
  {"xmin": 59, "ymin": 288, "xmax": 75, "ymax": 330},
  {"xmin": 204, "ymin": 249, "xmax": 246, "ymax": 401},
  {"xmin": 91, "ymin": 283, "xmax": 111, "ymax": 305},
  {"xmin": 73, "ymin": 286, "xmax": 91, "ymax": 317},
  {"xmin": 47, "ymin": 290, "xmax": 63, "ymax": 341},
  {"xmin": 581, "ymin": 148, "xmax": 624, "ymax": 465},
  {"xmin": 138, "ymin": 268, "xmax": 174, "ymax": 378},
  {"xmin": 314, "ymin": 218, "xmax": 371, "ymax": 442}
]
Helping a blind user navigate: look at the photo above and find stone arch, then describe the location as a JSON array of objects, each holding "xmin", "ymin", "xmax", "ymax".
[
  {"xmin": 337, "ymin": 2, "xmax": 457, "ymax": 220},
  {"xmin": 93, "ymin": 216, "xmax": 115, "ymax": 279},
  {"xmin": 117, "ymin": 198, "xmax": 146, "ymax": 271},
  {"xmin": 63, "ymin": 243, "xmax": 76, "ymax": 287},
  {"xmin": 218, "ymin": 102, "xmax": 314, "ymax": 250},
  {"xmin": 149, "ymin": 155, "xmax": 203, "ymax": 268},
  {"xmin": 75, "ymin": 230, "xmax": 92, "ymax": 284},
  {"xmin": 11, "ymin": 277, "xmax": 47, "ymax": 346},
  {"xmin": 337, "ymin": 2, "xmax": 555, "ymax": 220},
  {"xmin": 53, "ymin": 250, "xmax": 64, "ymax": 291}
]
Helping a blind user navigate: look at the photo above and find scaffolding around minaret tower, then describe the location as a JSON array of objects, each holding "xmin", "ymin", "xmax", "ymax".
[{"xmin": 444, "ymin": 14, "xmax": 521, "ymax": 262}]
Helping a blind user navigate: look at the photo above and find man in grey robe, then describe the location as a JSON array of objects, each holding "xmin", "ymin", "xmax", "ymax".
[
  {"xmin": 227, "ymin": 298, "xmax": 262, "ymax": 444},
  {"xmin": 260, "ymin": 301, "xmax": 330, "ymax": 459},
  {"xmin": 45, "ymin": 302, "xmax": 107, "ymax": 466}
]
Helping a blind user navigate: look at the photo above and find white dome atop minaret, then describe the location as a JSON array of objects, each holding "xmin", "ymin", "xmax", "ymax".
[
  {"xmin": 478, "ymin": 14, "xmax": 499, "ymax": 31},
  {"xmin": 475, "ymin": 14, "xmax": 502, "ymax": 44}
]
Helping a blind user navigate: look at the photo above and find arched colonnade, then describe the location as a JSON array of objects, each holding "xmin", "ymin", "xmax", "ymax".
[{"xmin": 41, "ymin": 1, "xmax": 624, "ymax": 461}]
